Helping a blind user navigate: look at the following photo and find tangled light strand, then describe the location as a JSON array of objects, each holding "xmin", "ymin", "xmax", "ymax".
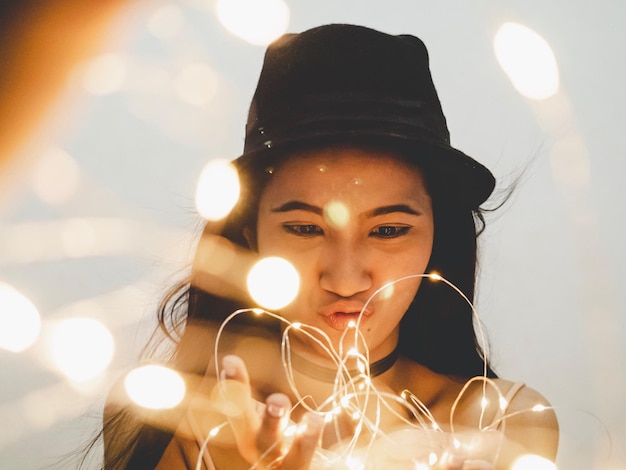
[{"xmin": 198, "ymin": 272, "xmax": 551, "ymax": 469}]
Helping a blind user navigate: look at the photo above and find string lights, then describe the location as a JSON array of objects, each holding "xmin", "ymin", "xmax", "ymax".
[{"xmin": 196, "ymin": 272, "xmax": 558, "ymax": 469}]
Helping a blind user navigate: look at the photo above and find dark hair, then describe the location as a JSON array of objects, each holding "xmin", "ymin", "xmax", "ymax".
[{"xmin": 159, "ymin": 142, "xmax": 496, "ymax": 379}]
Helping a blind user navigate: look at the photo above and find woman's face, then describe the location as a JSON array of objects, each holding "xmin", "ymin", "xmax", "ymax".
[{"xmin": 254, "ymin": 146, "xmax": 434, "ymax": 359}]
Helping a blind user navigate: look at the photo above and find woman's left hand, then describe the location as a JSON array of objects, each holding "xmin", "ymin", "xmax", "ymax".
[{"xmin": 219, "ymin": 354, "xmax": 324, "ymax": 469}]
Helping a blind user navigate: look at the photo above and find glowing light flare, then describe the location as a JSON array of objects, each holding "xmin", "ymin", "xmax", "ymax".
[
  {"xmin": 378, "ymin": 283, "xmax": 395, "ymax": 300},
  {"xmin": 174, "ymin": 63, "xmax": 218, "ymax": 107},
  {"xmin": 428, "ymin": 272, "xmax": 442, "ymax": 282},
  {"xmin": 0, "ymin": 283, "xmax": 41, "ymax": 352},
  {"xmin": 195, "ymin": 159, "xmax": 240, "ymax": 220},
  {"xmin": 345, "ymin": 456, "xmax": 365, "ymax": 470},
  {"xmin": 247, "ymin": 257, "xmax": 300, "ymax": 310},
  {"xmin": 499, "ymin": 397, "xmax": 508, "ymax": 410},
  {"xmin": 284, "ymin": 424, "xmax": 298, "ymax": 437},
  {"xmin": 550, "ymin": 134, "xmax": 590, "ymax": 190},
  {"xmin": 532, "ymin": 404, "xmax": 547, "ymax": 412},
  {"xmin": 324, "ymin": 201, "xmax": 350, "ymax": 229},
  {"xmin": 124, "ymin": 365, "xmax": 186, "ymax": 409},
  {"xmin": 511, "ymin": 454, "xmax": 557, "ymax": 470},
  {"xmin": 494, "ymin": 22, "xmax": 559, "ymax": 100},
  {"xmin": 61, "ymin": 218, "xmax": 97, "ymax": 258},
  {"xmin": 147, "ymin": 4, "xmax": 184, "ymax": 39},
  {"xmin": 79, "ymin": 52, "xmax": 126, "ymax": 95},
  {"xmin": 50, "ymin": 317, "xmax": 114, "ymax": 382},
  {"xmin": 210, "ymin": 379, "xmax": 249, "ymax": 417},
  {"xmin": 216, "ymin": 0, "xmax": 289, "ymax": 46},
  {"xmin": 30, "ymin": 147, "xmax": 81, "ymax": 205}
]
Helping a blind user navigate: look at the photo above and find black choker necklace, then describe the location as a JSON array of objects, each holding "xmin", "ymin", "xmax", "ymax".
[{"xmin": 289, "ymin": 347, "xmax": 399, "ymax": 383}]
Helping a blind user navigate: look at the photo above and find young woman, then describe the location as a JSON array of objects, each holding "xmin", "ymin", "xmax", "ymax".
[{"xmin": 101, "ymin": 24, "xmax": 559, "ymax": 469}]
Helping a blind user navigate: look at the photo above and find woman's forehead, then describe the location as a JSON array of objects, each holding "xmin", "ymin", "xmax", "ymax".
[{"xmin": 261, "ymin": 146, "xmax": 431, "ymax": 208}]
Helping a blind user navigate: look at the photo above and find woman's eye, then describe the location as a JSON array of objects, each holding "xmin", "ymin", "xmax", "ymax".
[
  {"xmin": 370, "ymin": 225, "xmax": 411, "ymax": 238},
  {"xmin": 283, "ymin": 224, "xmax": 324, "ymax": 236}
]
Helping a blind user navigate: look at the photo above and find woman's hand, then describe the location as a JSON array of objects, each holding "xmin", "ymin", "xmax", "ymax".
[{"xmin": 219, "ymin": 355, "xmax": 323, "ymax": 469}]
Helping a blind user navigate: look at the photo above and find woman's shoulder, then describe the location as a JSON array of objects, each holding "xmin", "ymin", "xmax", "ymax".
[{"xmin": 489, "ymin": 377, "xmax": 559, "ymax": 464}]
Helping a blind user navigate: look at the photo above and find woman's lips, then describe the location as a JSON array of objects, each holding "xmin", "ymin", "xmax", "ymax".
[{"xmin": 324, "ymin": 312, "xmax": 365, "ymax": 330}]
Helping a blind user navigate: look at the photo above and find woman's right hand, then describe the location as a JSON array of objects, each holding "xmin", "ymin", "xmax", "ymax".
[{"xmin": 219, "ymin": 355, "xmax": 324, "ymax": 469}]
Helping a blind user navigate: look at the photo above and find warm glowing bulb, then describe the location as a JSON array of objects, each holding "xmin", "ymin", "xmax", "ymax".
[
  {"xmin": 247, "ymin": 257, "xmax": 300, "ymax": 310},
  {"xmin": 429, "ymin": 272, "xmax": 442, "ymax": 281},
  {"xmin": 291, "ymin": 322, "xmax": 302, "ymax": 329},
  {"xmin": 147, "ymin": 4, "xmax": 184, "ymax": 39},
  {"xmin": 347, "ymin": 320, "xmax": 356, "ymax": 328},
  {"xmin": 345, "ymin": 456, "xmax": 364, "ymax": 470},
  {"xmin": 499, "ymin": 397, "xmax": 508, "ymax": 410},
  {"xmin": 125, "ymin": 365, "xmax": 186, "ymax": 409},
  {"xmin": 195, "ymin": 159, "xmax": 240, "ymax": 220},
  {"xmin": 494, "ymin": 22, "xmax": 559, "ymax": 100},
  {"xmin": 532, "ymin": 404, "xmax": 547, "ymax": 412},
  {"xmin": 283, "ymin": 424, "xmax": 297, "ymax": 437},
  {"xmin": 481, "ymin": 397, "xmax": 489, "ymax": 410},
  {"xmin": 174, "ymin": 63, "xmax": 218, "ymax": 106},
  {"xmin": 31, "ymin": 147, "xmax": 81, "ymax": 205},
  {"xmin": 209, "ymin": 426, "xmax": 221, "ymax": 437},
  {"xmin": 51, "ymin": 317, "xmax": 114, "ymax": 382},
  {"xmin": 216, "ymin": 0, "xmax": 289, "ymax": 46},
  {"xmin": 80, "ymin": 53, "xmax": 126, "ymax": 95},
  {"xmin": 511, "ymin": 454, "xmax": 556, "ymax": 470},
  {"xmin": 0, "ymin": 283, "xmax": 41, "ymax": 352},
  {"xmin": 324, "ymin": 201, "xmax": 350, "ymax": 229}
]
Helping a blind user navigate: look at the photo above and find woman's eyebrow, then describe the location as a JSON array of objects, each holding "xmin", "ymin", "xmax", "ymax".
[
  {"xmin": 367, "ymin": 204, "xmax": 422, "ymax": 217},
  {"xmin": 271, "ymin": 201, "xmax": 421, "ymax": 217},
  {"xmin": 270, "ymin": 200, "xmax": 323, "ymax": 215}
]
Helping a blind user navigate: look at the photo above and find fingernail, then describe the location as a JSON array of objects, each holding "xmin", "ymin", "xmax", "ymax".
[
  {"xmin": 222, "ymin": 356, "xmax": 237, "ymax": 379},
  {"xmin": 267, "ymin": 402, "xmax": 286, "ymax": 418}
]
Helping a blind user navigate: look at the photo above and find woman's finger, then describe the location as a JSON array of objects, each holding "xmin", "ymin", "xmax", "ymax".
[
  {"xmin": 220, "ymin": 355, "xmax": 262, "ymax": 461},
  {"xmin": 280, "ymin": 412, "xmax": 324, "ymax": 469},
  {"xmin": 255, "ymin": 393, "xmax": 291, "ymax": 465}
]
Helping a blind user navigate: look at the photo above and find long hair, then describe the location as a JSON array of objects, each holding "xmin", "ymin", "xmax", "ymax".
[
  {"xmin": 160, "ymin": 143, "xmax": 496, "ymax": 378},
  {"xmin": 97, "ymin": 143, "xmax": 496, "ymax": 469}
]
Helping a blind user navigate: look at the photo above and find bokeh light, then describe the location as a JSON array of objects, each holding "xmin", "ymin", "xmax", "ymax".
[
  {"xmin": 79, "ymin": 52, "xmax": 127, "ymax": 95},
  {"xmin": 511, "ymin": 454, "xmax": 557, "ymax": 470},
  {"xmin": 30, "ymin": 147, "xmax": 81, "ymax": 205},
  {"xmin": 50, "ymin": 317, "xmax": 114, "ymax": 382},
  {"xmin": 124, "ymin": 365, "xmax": 186, "ymax": 409},
  {"xmin": 195, "ymin": 159, "xmax": 240, "ymax": 220},
  {"xmin": 146, "ymin": 4, "xmax": 184, "ymax": 39},
  {"xmin": 494, "ymin": 22, "xmax": 559, "ymax": 100},
  {"xmin": 174, "ymin": 62, "xmax": 218, "ymax": 107},
  {"xmin": 0, "ymin": 283, "xmax": 41, "ymax": 352},
  {"xmin": 324, "ymin": 201, "xmax": 350, "ymax": 229},
  {"xmin": 61, "ymin": 218, "xmax": 97, "ymax": 258},
  {"xmin": 216, "ymin": 0, "xmax": 289, "ymax": 46},
  {"xmin": 247, "ymin": 257, "xmax": 300, "ymax": 310}
]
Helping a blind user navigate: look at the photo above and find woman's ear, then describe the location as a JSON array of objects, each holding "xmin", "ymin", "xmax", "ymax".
[{"xmin": 243, "ymin": 226, "xmax": 257, "ymax": 250}]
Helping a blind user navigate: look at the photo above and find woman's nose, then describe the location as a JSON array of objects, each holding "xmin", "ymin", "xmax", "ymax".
[{"xmin": 319, "ymin": 241, "xmax": 372, "ymax": 298}]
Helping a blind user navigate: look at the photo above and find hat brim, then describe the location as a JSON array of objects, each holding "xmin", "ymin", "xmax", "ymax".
[{"xmin": 233, "ymin": 128, "xmax": 495, "ymax": 208}]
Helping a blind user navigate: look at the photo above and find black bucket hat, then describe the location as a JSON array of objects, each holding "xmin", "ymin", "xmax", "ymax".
[{"xmin": 235, "ymin": 24, "xmax": 495, "ymax": 207}]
